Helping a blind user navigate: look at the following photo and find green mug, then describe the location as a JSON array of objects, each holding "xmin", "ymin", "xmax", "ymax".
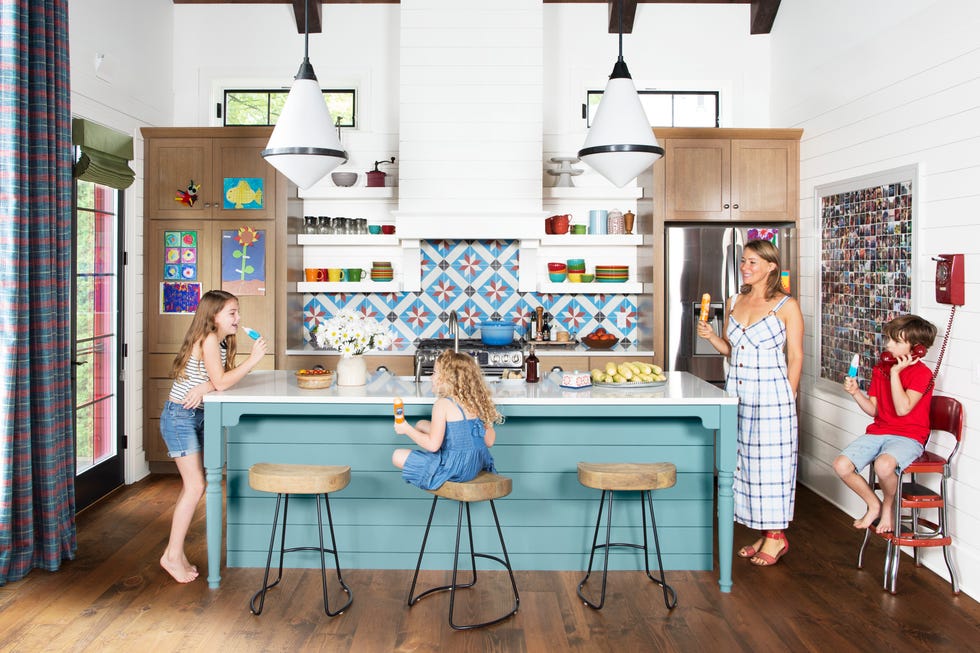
[{"xmin": 345, "ymin": 268, "xmax": 367, "ymax": 282}]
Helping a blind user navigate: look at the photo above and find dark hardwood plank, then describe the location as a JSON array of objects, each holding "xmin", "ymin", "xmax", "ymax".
[{"xmin": 1, "ymin": 475, "xmax": 977, "ymax": 652}]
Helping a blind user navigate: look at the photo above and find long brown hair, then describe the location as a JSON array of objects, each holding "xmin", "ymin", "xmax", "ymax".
[
  {"xmin": 434, "ymin": 350, "xmax": 504, "ymax": 428},
  {"xmin": 170, "ymin": 290, "xmax": 239, "ymax": 380},
  {"xmin": 739, "ymin": 239, "xmax": 786, "ymax": 300}
]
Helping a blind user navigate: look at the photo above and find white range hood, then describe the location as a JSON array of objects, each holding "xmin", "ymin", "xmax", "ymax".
[{"xmin": 396, "ymin": 0, "xmax": 545, "ymax": 239}]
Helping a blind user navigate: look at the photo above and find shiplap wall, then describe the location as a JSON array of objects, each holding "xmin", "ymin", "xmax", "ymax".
[{"xmin": 771, "ymin": 0, "xmax": 980, "ymax": 599}]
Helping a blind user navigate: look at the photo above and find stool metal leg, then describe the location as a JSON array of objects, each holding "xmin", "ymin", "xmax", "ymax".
[
  {"xmin": 409, "ymin": 495, "xmax": 520, "ymax": 630},
  {"xmin": 577, "ymin": 489, "xmax": 614, "ymax": 609},
  {"xmin": 314, "ymin": 492, "xmax": 353, "ymax": 616},
  {"xmin": 250, "ymin": 493, "xmax": 290, "ymax": 615},
  {"xmin": 643, "ymin": 490, "xmax": 677, "ymax": 609}
]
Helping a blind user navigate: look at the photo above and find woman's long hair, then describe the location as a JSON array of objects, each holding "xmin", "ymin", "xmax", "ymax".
[
  {"xmin": 739, "ymin": 239, "xmax": 786, "ymax": 300},
  {"xmin": 170, "ymin": 290, "xmax": 238, "ymax": 380},
  {"xmin": 434, "ymin": 350, "xmax": 504, "ymax": 428}
]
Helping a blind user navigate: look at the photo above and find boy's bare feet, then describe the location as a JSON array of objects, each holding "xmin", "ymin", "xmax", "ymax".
[
  {"xmin": 875, "ymin": 501, "xmax": 895, "ymax": 534},
  {"xmin": 853, "ymin": 501, "xmax": 881, "ymax": 529},
  {"xmin": 160, "ymin": 554, "xmax": 199, "ymax": 583}
]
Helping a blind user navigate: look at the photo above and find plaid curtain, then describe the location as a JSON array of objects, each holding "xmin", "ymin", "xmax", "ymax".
[{"xmin": 0, "ymin": 0, "xmax": 76, "ymax": 584}]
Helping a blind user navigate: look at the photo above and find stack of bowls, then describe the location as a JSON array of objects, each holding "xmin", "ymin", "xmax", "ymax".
[
  {"xmin": 566, "ymin": 258, "xmax": 586, "ymax": 274},
  {"xmin": 595, "ymin": 265, "xmax": 629, "ymax": 283},
  {"xmin": 547, "ymin": 262, "xmax": 567, "ymax": 282},
  {"xmin": 371, "ymin": 261, "xmax": 394, "ymax": 282}
]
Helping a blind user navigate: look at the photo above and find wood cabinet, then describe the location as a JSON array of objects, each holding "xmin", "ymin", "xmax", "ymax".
[
  {"xmin": 662, "ymin": 129, "xmax": 800, "ymax": 222},
  {"xmin": 142, "ymin": 127, "xmax": 286, "ymax": 464}
]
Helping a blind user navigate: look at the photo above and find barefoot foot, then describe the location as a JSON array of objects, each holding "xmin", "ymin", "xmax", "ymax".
[
  {"xmin": 160, "ymin": 555, "xmax": 199, "ymax": 583},
  {"xmin": 853, "ymin": 504, "xmax": 881, "ymax": 530},
  {"xmin": 875, "ymin": 504, "xmax": 895, "ymax": 534}
]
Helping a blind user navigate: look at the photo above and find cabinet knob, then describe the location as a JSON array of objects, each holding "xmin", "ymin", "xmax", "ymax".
[
  {"xmin": 732, "ymin": 204, "xmax": 739, "ymax": 209},
  {"xmin": 723, "ymin": 204, "xmax": 730, "ymax": 209}
]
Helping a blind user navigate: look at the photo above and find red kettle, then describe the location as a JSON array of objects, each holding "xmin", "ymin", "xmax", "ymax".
[{"xmin": 367, "ymin": 157, "xmax": 395, "ymax": 187}]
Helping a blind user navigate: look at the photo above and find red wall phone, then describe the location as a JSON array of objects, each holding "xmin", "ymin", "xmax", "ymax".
[
  {"xmin": 879, "ymin": 344, "xmax": 927, "ymax": 367},
  {"xmin": 935, "ymin": 254, "xmax": 964, "ymax": 305}
]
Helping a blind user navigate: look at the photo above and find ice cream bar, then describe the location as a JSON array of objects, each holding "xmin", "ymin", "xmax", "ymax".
[
  {"xmin": 848, "ymin": 353, "xmax": 859, "ymax": 378},
  {"xmin": 393, "ymin": 397, "xmax": 405, "ymax": 423},
  {"xmin": 699, "ymin": 293, "xmax": 711, "ymax": 322},
  {"xmin": 241, "ymin": 326, "xmax": 261, "ymax": 340}
]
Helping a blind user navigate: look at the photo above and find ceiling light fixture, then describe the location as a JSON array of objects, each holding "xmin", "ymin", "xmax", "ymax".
[
  {"xmin": 578, "ymin": 0, "xmax": 663, "ymax": 188},
  {"xmin": 261, "ymin": 0, "xmax": 347, "ymax": 189}
]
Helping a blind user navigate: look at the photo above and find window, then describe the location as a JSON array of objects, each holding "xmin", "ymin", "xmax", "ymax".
[
  {"xmin": 223, "ymin": 89, "xmax": 356, "ymax": 128},
  {"xmin": 585, "ymin": 90, "xmax": 719, "ymax": 128}
]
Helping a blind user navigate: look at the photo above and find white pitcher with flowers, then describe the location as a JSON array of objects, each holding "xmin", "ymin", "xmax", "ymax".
[{"xmin": 314, "ymin": 311, "xmax": 392, "ymax": 385}]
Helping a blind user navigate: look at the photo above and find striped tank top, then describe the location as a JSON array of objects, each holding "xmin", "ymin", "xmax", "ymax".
[{"xmin": 169, "ymin": 347, "xmax": 228, "ymax": 404}]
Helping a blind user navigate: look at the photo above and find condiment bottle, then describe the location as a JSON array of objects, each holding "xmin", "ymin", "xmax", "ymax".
[
  {"xmin": 542, "ymin": 313, "xmax": 552, "ymax": 342},
  {"xmin": 393, "ymin": 397, "xmax": 405, "ymax": 423},
  {"xmin": 535, "ymin": 306, "xmax": 545, "ymax": 341},
  {"xmin": 525, "ymin": 347, "xmax": 540, "ymax": 383}
]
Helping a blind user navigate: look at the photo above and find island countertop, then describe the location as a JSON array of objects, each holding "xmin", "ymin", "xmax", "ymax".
[{"xmin": 202, "ymin": 370, "xmax": 739, "ymax": 594}]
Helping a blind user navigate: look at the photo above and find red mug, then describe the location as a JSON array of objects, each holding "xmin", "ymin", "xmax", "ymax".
[
  {"xmin": 544, "ymin": 216, "xmax": 554, "ymax": 234},
  {"xmin": 552, "ymin": 214, "xmax": 570, "ymax": 234}
]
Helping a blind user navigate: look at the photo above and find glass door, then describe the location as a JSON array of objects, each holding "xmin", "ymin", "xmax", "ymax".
[{"xmin": 73, "ymin": 180, "xmax": 125, "ymax": 510}]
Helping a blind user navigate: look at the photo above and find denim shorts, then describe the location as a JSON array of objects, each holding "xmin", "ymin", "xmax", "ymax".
[
  {"xmin": 160, "ymin": 400, "xmax": 204, "ymax": 458},
  {"xmin": 840, "ymin": 434, "xmax": 924, "ymax": 472}
]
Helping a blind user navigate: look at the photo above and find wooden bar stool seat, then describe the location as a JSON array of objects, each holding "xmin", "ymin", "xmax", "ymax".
[
  {"xmin": 577, "ymin": 462, "xmax": 678, "ymax": 610},
  {"xmin": 248, "ymin": 463, "xmax": 353, "ymax": 617},
  {"xmin": 408, "ymin": 471, "xmax": 520, "ymax": 630}
]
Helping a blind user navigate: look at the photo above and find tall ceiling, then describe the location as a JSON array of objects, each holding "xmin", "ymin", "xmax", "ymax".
[{"xmin": 171, "ymin": 1, "xmax": 781, "ymax": 35}]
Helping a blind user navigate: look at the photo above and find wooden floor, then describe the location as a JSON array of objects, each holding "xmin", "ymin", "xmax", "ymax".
[{"xmin": 1, "ymin": 476, "xmax": 978, "ymax": 652}]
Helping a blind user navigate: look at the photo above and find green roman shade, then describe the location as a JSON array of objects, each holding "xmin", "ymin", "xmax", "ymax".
[{"xmin": 71, "ymin": 118, "xmax": 135, "ymax": 189}]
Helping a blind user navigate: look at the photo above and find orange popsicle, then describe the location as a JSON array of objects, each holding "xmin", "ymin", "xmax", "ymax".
[
  {"xmin": 699, "ymin": 293, "xmax": 711, "ymax": 322},
  {"xmin": 394, "ymin": 397, "xmax": 405, "ymax": 423}
]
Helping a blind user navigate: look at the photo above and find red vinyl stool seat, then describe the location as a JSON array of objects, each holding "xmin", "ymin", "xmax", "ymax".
[{"xmin": 857, "ymin": 396, "xmax": 963, "ymax": 594}]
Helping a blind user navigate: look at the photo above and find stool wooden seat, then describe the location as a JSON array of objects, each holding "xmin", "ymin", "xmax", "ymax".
[
  {"xmin": 248, "ymin": 463, "xmax": 353, "ymax": 617},
  {"xmin": 408, "ymin": 471, "xmax": 520, "ymax": 630},
  {"xmin": 576, "ymin": 462, "xmax": 678, "ymax": 610}
]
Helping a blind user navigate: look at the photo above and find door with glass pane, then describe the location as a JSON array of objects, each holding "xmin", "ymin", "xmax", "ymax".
[{"xmin": 74, "ymin": 180, "xmax": 124, "ymax": 510}]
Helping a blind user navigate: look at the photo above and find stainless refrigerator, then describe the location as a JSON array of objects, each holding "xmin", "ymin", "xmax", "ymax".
[{"xmin": 666, "ymin": 225, "xmax": 797, "ymax": 386}]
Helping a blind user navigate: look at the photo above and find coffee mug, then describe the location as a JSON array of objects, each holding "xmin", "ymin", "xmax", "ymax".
[
  {"xmin": 572, "ymin": 224, "xmax": 587, "ymax": 235},
  {"xmin": 345, "ymin": 268, "xmax": 367, "ymax": 282},
  {"xmin": 305, "ymin": 268, "xmax": 327, "ymax": 282},
  {"xmin": 326, "ymin": 268, "xmax": 344, "ymax": 282},
  {"xmin": 551, "ymin": 214, "xmax": 570, "ymax": 234},
  {"xmin": 368, "ymin": 225, "xmax": 382, "ymax": 234},
  {"xmin": 381, "ymin": 224, "xmax": 396, "ymax": 235}
]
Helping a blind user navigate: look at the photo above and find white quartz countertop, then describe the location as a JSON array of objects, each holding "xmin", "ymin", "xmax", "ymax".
[{"xmin": 203, "ymin": 370, "xmax": 736, "ymax": 406}]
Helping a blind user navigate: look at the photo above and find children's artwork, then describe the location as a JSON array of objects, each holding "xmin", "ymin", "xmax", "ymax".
[
  {"xmin": 221, "ymin": 226, "xmax": 266, "ymax": 296},
  {"xmin": 816, "ymin": 166, "xmax": 915, "ymax": 391},
  {"xmin": 746, "ymin": 227, "xmax": 778, "ymax": 245},
  {"xmin": 164, "ymin": 231, "xmax": 198, "ymax": 280},
  {"xmin": 175, "ymin": 180, "xmax": 199, "ymax": 207},
  {"xmin": 223, "ymin": 177, "xmax": 264, "ymax": 209},
  {"xmin": 161, "ymin": 282, "xmax": 201, "ymax": 314}
]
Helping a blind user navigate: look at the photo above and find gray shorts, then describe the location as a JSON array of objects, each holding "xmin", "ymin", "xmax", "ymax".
[{"xmin": 840, "ymin": 434, "xmax": 924, "ymax": 472}]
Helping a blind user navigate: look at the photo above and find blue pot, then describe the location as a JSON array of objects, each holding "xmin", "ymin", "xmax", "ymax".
[{"xmin": 480, "ymin": 321, "xmax": 515, "ymax": 345}]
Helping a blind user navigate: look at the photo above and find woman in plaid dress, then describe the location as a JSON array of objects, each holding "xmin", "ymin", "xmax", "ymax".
[{"xmin": 697, "ymin": 240, "xmax": 803, "ymax": 566}]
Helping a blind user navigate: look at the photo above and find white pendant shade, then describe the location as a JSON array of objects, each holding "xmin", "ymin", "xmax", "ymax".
[
  {"xmin": 579, "ymin": 76, "xmax": 663, "ymax": 188},
  {"xmin": 262, "ymin": 77, "xmax": 347, "ymax": 190}
]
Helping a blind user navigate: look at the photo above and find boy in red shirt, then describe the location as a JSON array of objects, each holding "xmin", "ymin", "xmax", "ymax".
[{"xmin": 833, "ymin": 314, "xmax": 937, "ymax": 535}]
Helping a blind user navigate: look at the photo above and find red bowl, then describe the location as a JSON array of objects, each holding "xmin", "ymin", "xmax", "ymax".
[
  {"xmin": 582, "ymin": 335, "xmax": 619, "ymax": 350},
  {"xmin": 547, "ymin": 262, "xmax": 567, "ymax": 271}
]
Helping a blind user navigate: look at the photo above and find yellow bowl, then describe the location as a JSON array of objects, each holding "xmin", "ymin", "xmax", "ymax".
[{"xmin": 567, "ymin": 272, "xmax": 583, "ymax": 283}]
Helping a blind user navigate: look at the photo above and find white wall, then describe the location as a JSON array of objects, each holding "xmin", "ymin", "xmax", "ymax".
[
  {"xmin": 771, "ymin": 0, "xmax": 980, "ymax": 598},
  {"xmin": 69, "ymin": 0, "xmax": 174, "ymax": 483}
]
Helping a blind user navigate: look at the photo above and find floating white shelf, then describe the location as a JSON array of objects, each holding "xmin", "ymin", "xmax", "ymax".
[
  {"xmin": 543, "ymin": 186, "xmax": 644, "ymax": 201},
  {"xmin": 296, "ymin": 281, "xmax": 401, "ymax": 293},
  {"xmin": 538, "ymin": 234, "xmax": 642, "ymax": 246},
  {"xmin": 297, "ymin": 234, "xmax": 399, "ymax": 246},
  {"xmin": 298, "ymin": 185, "xmax": 397, "ymax": 200},
  {"xmin": 537, "ymin": 281, "xmax": 643, "ymax": 294}
]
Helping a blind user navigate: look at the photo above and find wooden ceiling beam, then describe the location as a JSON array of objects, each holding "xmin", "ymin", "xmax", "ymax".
[
  {"xmin": 749, "ymin": 0, "xmax": 780, "ymax": 34},
  {"xmin": 606, "ymin": 0, "xmax": 638, "ymax": 34},
  {"xmin": 290, "ymin": 0, "xmax": 321, "ymax": 33}
]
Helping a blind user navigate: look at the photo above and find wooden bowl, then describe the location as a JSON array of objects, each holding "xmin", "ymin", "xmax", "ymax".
[
  {"xmin": 582, "ymin": 335, "xmax": 619, "ymax": 350},
  {"xmin": 295, "ymin": 369, "xmax": 334, "ymax": 389}
]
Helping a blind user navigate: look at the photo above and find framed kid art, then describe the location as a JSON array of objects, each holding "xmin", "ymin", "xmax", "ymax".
[{"xmin": 814, "ymin": 165, "xmax": 917, "ymax": 392}]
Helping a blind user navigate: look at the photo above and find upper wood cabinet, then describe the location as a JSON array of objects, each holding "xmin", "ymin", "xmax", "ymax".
[
  {"xmin": 660, "ymin": 128, "xmax": 801, "ymax": 222},
  {"xmin": 143, "ymin": 128, "xmax": 278, "ymax": 220}
]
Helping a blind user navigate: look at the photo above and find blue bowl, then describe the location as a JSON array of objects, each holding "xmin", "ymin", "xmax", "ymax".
[
  {"xmin": 549, "ymin": 271, "xmax": 567, "ymax": 282},
  {"xmin": 480, "ymin": 321, "xmax": 515, "ymax": 345}
]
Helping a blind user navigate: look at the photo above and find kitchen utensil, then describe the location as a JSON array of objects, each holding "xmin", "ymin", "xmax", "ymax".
[
  {"xmin": 295, "ymin": 369, "xmax": 335, "ymax": 389},
  {"xmin": 548, "ymin": 271, "xmax": 567, "ymax": 282},
  {"xmin": 381, "ymin": 224, "xmax": 396, "ymax": 234},
  {"xmin": 580, "ymin": 273, "xmax": 594, "ymax": 282},
  {"xmin": 582, "ymin": 334, "xmax": 619, "ymax": 349},
  {"xmin": 345, "ymin": 268, "xmax": 367, "ymax": 282},
  {"xmin": 566, "ymin": 258, "xmax": 585, "ymax": 272},
  {"xmin": 547, "ymin": 262, "xmax": 567, "ymax": 271},
  {"xmin": 589, "ymin": 209, "xmax": 607, "ymax": 235},
  {"xmin": 327, "ymin": 268, "xmax": 344, "ymax": 282},
  {"xmin": 305, "ymin": 268, "xmax": 326, "ymax": 282},
  {"xmin": 368, "ymin": 225, "xmax": 381, "ymax": 234},
  {"xmin": 567, "ymin": 272, "xmax": 583, "ymax": 283},
  {"xmin": 572, "ymin": 224, "xmax": 587, "ymax": 234},
  {"xmin": 551, "ymin": 214, "xmax": 570, "ymax": 234},
  {"xmin": 623, "ymin": 210, "xmax": 635, "ymax": 234},
  {"xmin": 331, "ymin": 171, "xmax": 358, "ymax": 187},
  {"xmin": 480, "ymin": 321, "xmax": 515, "ymax": 345},
  {"xmin": 367, "ymin": 157, "xmax": 395, "ymax": 187}
]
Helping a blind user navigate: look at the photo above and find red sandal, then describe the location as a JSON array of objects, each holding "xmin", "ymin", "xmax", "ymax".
[{"xmin": 751, "ymin": 531, "xmax": 788, "ymax": 566}]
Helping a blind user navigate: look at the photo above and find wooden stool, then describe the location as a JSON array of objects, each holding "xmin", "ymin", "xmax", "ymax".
[
  {"xmin": 576, "ymin": 462, "xmax": 678, "ymax": 610},
  {"xmin": 248, "ymin": 463, "xmax": 353, "ymax": 617},
  {"xmin": 408, "ymin": 471, "xmax": 520, "ymax": 630}
]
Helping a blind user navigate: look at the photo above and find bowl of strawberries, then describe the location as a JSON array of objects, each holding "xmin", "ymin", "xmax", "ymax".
[{"xmin": 581, "ymin": 327, "xmax": 619, "ymax": 350}]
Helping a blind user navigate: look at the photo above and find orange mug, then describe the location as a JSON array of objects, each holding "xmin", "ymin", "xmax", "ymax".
[
  {"xmin": 551, "ymin": 214, "xmax": 570, "ymax": 234},
  {"xmin": 305, "ymin": 268, "xmax": 327, "ymax": 282}
]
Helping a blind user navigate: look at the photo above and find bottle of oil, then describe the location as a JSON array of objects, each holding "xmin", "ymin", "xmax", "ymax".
[{"xmin": 525, "ymin": 346, "xmax": 540, "ymax": 383}]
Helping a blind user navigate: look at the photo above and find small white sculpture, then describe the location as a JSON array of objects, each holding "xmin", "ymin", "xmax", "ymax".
[{"xmin": 547, "ymin": 156, "xmax": 584, "ymax": 188}]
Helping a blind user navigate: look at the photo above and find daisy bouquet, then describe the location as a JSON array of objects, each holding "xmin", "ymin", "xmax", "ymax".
[{"xmin": 314, "ymin": 311, "xmax": 392, "ymax": 357}]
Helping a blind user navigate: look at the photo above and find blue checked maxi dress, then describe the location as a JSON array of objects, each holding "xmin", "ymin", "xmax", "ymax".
[{"xmin": 726, "ymin": 294, "xmax": 798, "ymax": 530}]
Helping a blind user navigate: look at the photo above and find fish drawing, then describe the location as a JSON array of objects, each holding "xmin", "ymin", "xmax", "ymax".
[{"xmin": 225, "ymin": 179, "xmax": 263, "ymax": 209}]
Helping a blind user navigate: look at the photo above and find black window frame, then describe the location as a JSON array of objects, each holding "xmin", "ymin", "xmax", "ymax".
[
  {"xmin": 221, "ymin": 88, "xmax": 357, "ymax": 128},
  {"xmin": 584, "ymin": 90, "xmax": 720, "ymax": 128}
]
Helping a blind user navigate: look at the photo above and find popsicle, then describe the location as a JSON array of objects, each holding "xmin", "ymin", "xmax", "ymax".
[
  {"xmin": 393, "ymin": 397, "xmax": 405, "ymax": 423},
  {"xmin": 699, "ymin": 293, "xmax": 711, "ymax": 322},
  {"xmin": 847, "ymin": 353, "xmax": 859, "ymax": 378},
  {"xmin": 241, "ymin": 326, "xmax": 261, "ymax": 340}
]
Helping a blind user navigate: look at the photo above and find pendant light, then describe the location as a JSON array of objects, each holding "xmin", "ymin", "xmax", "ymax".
[
  {"xmin": 262, "ymin": 0, "xmax": 347, "ymax": 189},
  {"xmin": 578, "ymin": 0, "xmax": 663, "ymax": 188}
]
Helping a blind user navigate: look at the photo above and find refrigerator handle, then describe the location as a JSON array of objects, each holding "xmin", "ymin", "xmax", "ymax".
[{"xmin": 722, "ymin": 228, "xmax": 735, "ymax": 302}]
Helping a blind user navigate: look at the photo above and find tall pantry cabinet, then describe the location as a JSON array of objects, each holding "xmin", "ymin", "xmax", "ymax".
[{"xmin": 142, "ymin": 127, "xmax": 286, "ymax": 466}]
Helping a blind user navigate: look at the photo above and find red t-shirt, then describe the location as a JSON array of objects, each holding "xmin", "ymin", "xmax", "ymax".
[{"xmin": 866, "ymin": 361, "xmax": 933, "ymax": 444}]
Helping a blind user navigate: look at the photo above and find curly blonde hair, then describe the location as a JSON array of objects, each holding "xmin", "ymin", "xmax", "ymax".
[{"xmin": 434, "ymin": 350, "xmax": 504, "ymax": 428}]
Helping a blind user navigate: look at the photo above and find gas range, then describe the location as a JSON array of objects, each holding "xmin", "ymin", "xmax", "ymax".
[{"xmin": 414, "ymin": 338, "xmax": 525, "ymax": 377}]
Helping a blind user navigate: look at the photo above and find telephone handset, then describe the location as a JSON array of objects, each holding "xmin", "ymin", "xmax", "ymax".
[{"xmin": 878, "ymin": 343, "xmax": 927, "ymax": 368}]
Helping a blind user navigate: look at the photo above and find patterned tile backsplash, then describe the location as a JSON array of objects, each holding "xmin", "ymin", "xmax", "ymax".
[{"xmin": 303, "ymin": 239, "xmax": 638, "ymax": 351}]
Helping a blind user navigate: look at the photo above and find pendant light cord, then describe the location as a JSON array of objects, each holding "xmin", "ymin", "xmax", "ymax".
[
  {"xmin": 617, "ymin": 0, "xmax": 624, "ymax": 63},
  {"xmin": 303, "ymin": 0, "xmax": 310, "ymax": 62}
]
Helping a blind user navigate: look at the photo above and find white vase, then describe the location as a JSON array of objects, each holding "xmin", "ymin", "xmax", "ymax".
[{"xmin": 336, "ymin": 355, "xmax": 367, "ymax": 386}]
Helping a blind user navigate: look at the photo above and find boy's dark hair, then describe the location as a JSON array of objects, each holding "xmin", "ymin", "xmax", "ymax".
[{"xmin": 883, "ymin": 314, "xmax": 937, "ymax": 349}]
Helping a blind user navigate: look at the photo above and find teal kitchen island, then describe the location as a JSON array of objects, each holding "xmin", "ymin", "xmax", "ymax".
[{"xmin": 202, "ymin": 370, "xmax": 738, "ymax": 592}]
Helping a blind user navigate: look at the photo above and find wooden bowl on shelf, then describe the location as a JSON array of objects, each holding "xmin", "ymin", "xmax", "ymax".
[{"xmin": 295, "ymin": 369, "xmax": 334, "ymax": 389}]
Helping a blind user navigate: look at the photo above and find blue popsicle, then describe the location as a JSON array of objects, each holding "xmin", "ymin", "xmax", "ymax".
[
  {"xmin": 241, "ymin": 326, "xmax": 261, "ymax": 340},
  {"xmin": 847, "ymin": 353, "xmax": 859, "ymax": 378}
]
